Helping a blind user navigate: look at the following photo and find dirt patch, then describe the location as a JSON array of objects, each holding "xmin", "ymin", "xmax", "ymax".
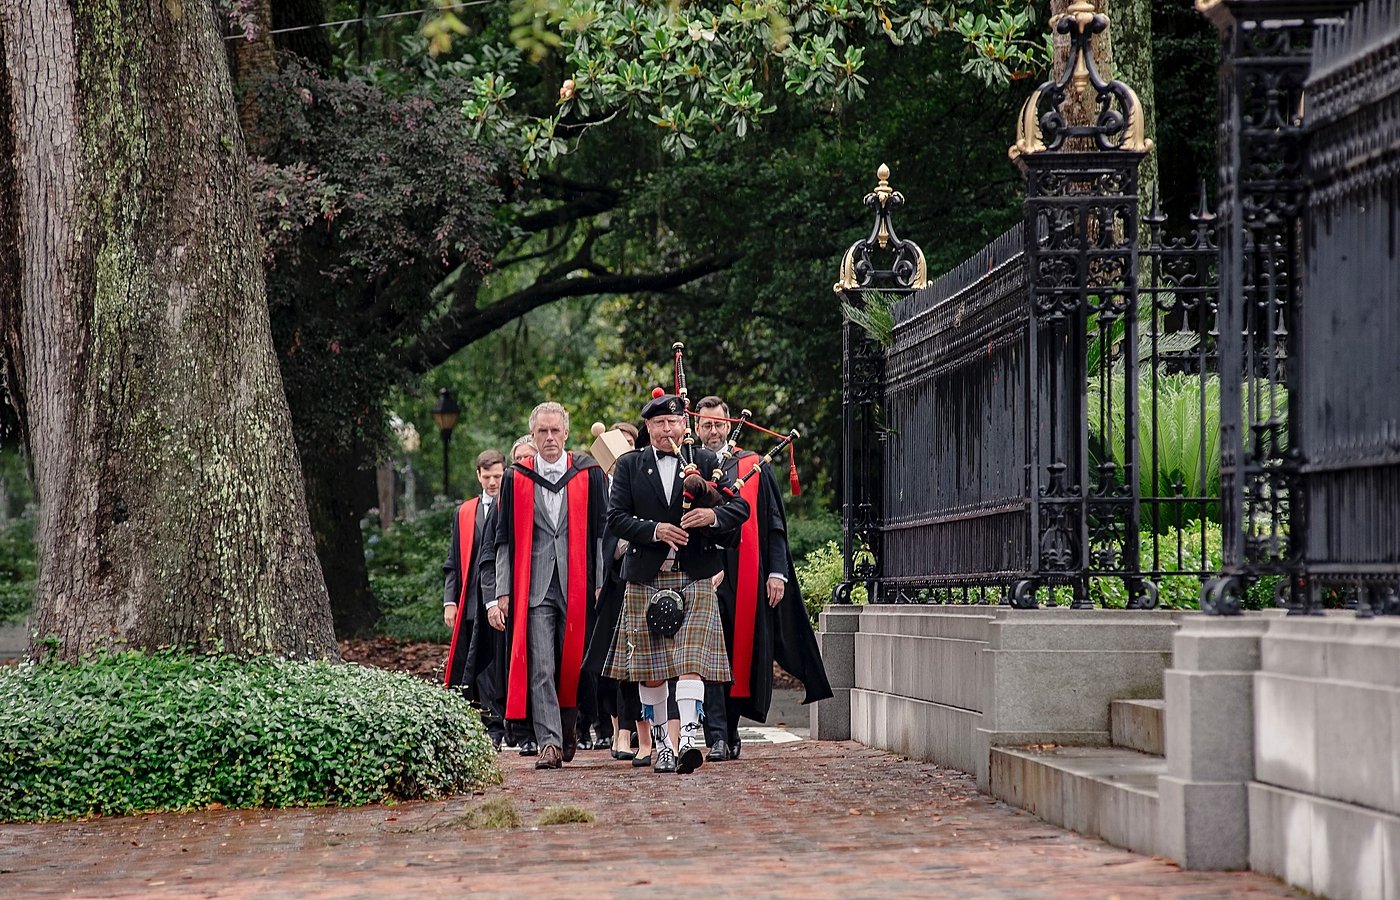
[{"xmin": 338, "ymin": 637, "xmax": 446, "ymax": 682}]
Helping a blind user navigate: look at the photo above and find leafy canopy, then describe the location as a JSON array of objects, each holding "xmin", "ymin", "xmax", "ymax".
[{"xmin": 451, "ymin": 0, "xmax": 1047, "ymax": 166}]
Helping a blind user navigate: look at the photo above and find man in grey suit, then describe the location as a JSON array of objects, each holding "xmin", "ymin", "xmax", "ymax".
[{"xmin": 483, "ymin": 402, "xmax": 607, "ymax": 770}]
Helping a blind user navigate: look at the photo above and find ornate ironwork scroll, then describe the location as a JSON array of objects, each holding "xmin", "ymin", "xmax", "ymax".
[
  {"xmin": 834, "ymin": 165, "xmax": 927, "ymax": 604},
  {"xmin": 834, "ymin": 165, "xmax": 929, "ymax": 293}
]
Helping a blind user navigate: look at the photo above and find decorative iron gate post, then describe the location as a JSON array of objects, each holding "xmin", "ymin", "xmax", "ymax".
[
  {"xmin": 1198, "ymin": 0, "xmax": 1353, "ymax": 614},
  {"xmin": 833, "ymin": 166, "xmax": 927, "ymax": 604},
  {"xmin": 1008, "ymin": 1, "xmax": 1156, "ymax": 609}
]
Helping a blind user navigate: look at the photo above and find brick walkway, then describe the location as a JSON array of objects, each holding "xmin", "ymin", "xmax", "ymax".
[{"xmin": 0, "ymin": 739, "xmax": 1300, "ymax": 898}]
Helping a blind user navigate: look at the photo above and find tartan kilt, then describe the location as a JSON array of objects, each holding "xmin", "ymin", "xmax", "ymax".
[{"xmin": 602, "ymin": 571, "xmax": 732, "ymax": 684}]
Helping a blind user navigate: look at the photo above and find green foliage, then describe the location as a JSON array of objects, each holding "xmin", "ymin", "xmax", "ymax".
[
  {"xmin": 1152, "ymin": 2, "xmax": 1219, "ymax": 223},
  {"xmin": 446, "ymin": 0, "xmax": 1046, "ymax": 168},
  {"xmin": 795, "ymin": 540, "xmax": 866, "ymax": 627},
  {"xmin": 1090, "ymin": 370, "xmax": 1223, "ymax": 527},
  {"xmin": 0, "ymin": 515, "xmax": 35, "ymax": 625},
  {"xmin": 1036, "ymin": 522, "xmax": 1278, "ymax": 611},
  {"xmin": 0, "ymin": 652, "xmax": 499, "ymax": 822},
  {"xmin": 363, "ymin": 504, "xmax": 456, "ymax": 642},
  {"xmin": 247, "ymin": 64, "xmax": 508, "ymax": 467},
  {"xmin": 786, "ymin": 509, "xmax": 841, "ymax": 564},
  {"xmin": 841, "ymin": 290, "xmax": 904, "ymax": 347}
]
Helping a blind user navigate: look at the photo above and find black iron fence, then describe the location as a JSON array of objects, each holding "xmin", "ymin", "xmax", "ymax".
[
  {"xmin": 1295, "ymin": 0, "xmax": 1400, "ymax": 615},
  {"xmin": 882, "ymin": 225, "xmax": 1028, "ymax": 603},
  {"xmin": 833, "ymin": 0, "xmax": 1400, "ymax": 615}
]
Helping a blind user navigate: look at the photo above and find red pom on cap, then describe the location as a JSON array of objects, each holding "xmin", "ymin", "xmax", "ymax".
[{"xmin": 651, "ymin": 386, "xmax": 665, "ymax": 398}]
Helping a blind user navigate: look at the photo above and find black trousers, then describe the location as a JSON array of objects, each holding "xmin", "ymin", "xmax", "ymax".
[{"xmin": 704, "ymin": 681, "xmax": 742, "ymax": 746}]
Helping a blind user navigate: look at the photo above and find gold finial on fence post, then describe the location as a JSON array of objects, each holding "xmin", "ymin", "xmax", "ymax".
[
  {"xmin": 1008, "ymin": 2, "xmax": 1153, "ymax": 162},
  {"xmin": 834, "ymin": 165, "xmax": 927, "ymax": 293}
]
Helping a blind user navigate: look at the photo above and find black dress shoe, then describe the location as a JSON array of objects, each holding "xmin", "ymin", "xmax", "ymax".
[
  {"xmin": 653, "ymin": 747, "xmax": 677, "ymax": 773},
  {"xmin": 519, "ymin": 740, "xmax": 539, "ymax": 757},
  {"xmin": 707, "ymin": 742, "xmax": 730, "ymax": 762},
  {"xmin": 631, "ymin": 753, "xmax": 652, "ymax": 768},
  {"xmin": 729, "ymin": 739, "xmax": 741, "ymax": 760},
  {"xmin": 612, "ymin": 747, "xmax": 636, "ymax": 761},
  {"xmin": 595, "ymin": 734, "xmax": 613, "ymax": 751}
]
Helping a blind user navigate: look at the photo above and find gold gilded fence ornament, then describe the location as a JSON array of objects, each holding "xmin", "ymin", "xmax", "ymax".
[
  {"xmin": 834, "ymin": 164, "xmax": 928, "ymax": 292},
  {"xmin": 1009, "ymin": 0, "xmax": 1153, "ymax": 161}
]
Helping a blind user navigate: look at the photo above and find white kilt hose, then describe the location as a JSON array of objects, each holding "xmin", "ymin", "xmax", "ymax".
[{"xmin": 602, "ymin": 570, "xmax": 732, "ymax": 683}]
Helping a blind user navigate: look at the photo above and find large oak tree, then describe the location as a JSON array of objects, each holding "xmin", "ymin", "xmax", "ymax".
[{"xmin": 0, "ymin": 0, "xmax": 337, "ymax": 659}]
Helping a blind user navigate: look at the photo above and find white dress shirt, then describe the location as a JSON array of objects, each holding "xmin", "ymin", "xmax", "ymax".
[
  {"xmin": 536, "ymin": 453, "xmax": 567, "ymax": 526},
  {"xmin": 654, "ymin": 447, "xmax": 678, "ymax": 504}
]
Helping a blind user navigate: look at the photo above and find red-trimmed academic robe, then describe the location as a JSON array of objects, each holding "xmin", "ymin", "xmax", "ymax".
[{"xmin": 479, "ymin": 452, "xmax": 608, "ymax": 720}]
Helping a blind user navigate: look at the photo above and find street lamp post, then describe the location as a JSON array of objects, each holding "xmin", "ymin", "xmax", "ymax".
[{"xmin": 430, "ymin": 388, "xmax": 460, "ymax": 498}]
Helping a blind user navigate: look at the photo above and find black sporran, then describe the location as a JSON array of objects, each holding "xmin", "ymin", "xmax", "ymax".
[{"xmin": 646, "ymin": 587, "xmax": 685, "ymax": 638}]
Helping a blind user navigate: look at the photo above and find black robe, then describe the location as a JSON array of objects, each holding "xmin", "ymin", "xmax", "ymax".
[
  {"xmin": 443, "ymin": 496, "xmax": 493, "ymax": 693},
  {"xmin": 718, "ymin": 455, "xmax": 833, "ymax": 722},
  {"xmin": 478, "ymin": 452, "xmax": 608, "ymax": 719}
]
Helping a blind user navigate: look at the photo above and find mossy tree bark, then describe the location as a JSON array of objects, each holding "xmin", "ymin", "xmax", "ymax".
[{"xmin": 0, "ymin": 0, "xmax": 338, "ymax": 660}]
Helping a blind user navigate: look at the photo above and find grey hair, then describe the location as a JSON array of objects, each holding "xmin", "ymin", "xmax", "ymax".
[
  {"xmin": 528, "ymin": 401, "xmax": 570, "ymax": 433},
  {"xmin": 511, "ymin": 435, "xmax": 536, "ymax": 452}
]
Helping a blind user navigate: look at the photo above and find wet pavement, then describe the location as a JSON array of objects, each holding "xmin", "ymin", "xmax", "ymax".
[{"xmin": 0, "ymin": 730, "xmax": 1301, "ymax": 898}]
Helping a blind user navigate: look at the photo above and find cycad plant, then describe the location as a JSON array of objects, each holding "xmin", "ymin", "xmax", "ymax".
[
  {"xmin": 1086, "ymin": 293, "xmax": 1223, "ymax": 528},
  {"xmin": 1091, "ymin": 370, "xmax": 1223, "ymax": 527}
]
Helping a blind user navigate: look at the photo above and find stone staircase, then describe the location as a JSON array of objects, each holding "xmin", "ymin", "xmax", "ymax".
[{"xmin": 988, "ymin": 699, "xmax": 1166, "ymax": 855}]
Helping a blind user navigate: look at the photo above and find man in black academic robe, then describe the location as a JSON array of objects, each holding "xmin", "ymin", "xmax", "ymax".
[
  {"xmin": 694, "ymin": 396, "xmax": 832, "ymax": 761},
  {"xmin": 480, "ymin": 402, "xmax": 608, "ymax": 769},
  {"xmin": 443, "ymin": 449, "xmax": 505, "ymax": 745}
]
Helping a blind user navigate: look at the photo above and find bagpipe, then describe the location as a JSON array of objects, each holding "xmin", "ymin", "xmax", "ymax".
[{"xmin": 666, "ymin": 341, "xmax": 801, "ymax": 511}]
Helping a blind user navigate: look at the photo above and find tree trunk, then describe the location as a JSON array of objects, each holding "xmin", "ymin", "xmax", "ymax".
[
  {"xmin": 303, "ymin": 452, "xmax": 380, "ymax": 638},
  {"xmin": 231, "ymin": 0, "xmax": 277, "ymax": 137},
  {"xmin": 0, "ymin": 0, "xmax": 338, "ymax": 660},
  {"xmin": 1108, "ymin": 0, "xmax": 1158, "ymax": 209}
]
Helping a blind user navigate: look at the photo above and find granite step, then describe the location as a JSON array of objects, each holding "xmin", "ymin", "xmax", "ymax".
[
  {"xmin": 989, "ymin": 745, "xmax": 1164, "ymax": 856},
  {"xmin": 1110, "ymin": 698, "xmax": 1164, "ymax": 756}
]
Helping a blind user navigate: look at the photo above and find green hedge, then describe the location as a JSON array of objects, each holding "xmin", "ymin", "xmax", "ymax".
[
  {"xmin": 795, "ymin": 540, "xmax": 867, "ymax": 626},
  {"xmin": 0, "ymin": 515, "xmax": 35, "ymax": 624},
  {"xmin": 363, "ymin": 504, "xmax": 455, "ymax": 642},
  {"xmin": 0, "ymin": 652, "xmax": 499, "ymax": 822}
]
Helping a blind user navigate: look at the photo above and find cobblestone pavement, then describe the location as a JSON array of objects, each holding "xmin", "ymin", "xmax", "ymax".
[{"xmin": 0, "ymin": 739, "xmax": 1301, "ymax": 899}]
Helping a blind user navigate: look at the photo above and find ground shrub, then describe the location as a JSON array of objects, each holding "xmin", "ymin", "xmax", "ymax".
[
  {"xmin": 795, "ymin": 540, "xmax": 867, "ymax": 626},
  {"xmin": 0, "ymin": 651, "xmax": 500, "ymax": 822},
  {"xmin": 1039, "ymin": 521, "xmax": 1279, "ymax": 610},
  {"xmin": 363, "ymin": 503, "xmax": 456, "ymax": 642}
]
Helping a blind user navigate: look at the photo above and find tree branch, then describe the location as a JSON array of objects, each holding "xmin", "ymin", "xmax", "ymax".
[
  {"xmin": 408, "ymin": 252, "xmax": 740, "ymax": 373},
  {"xmin": 514, "ymin": 177, "xmax": 620, "ymax": 233}
]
